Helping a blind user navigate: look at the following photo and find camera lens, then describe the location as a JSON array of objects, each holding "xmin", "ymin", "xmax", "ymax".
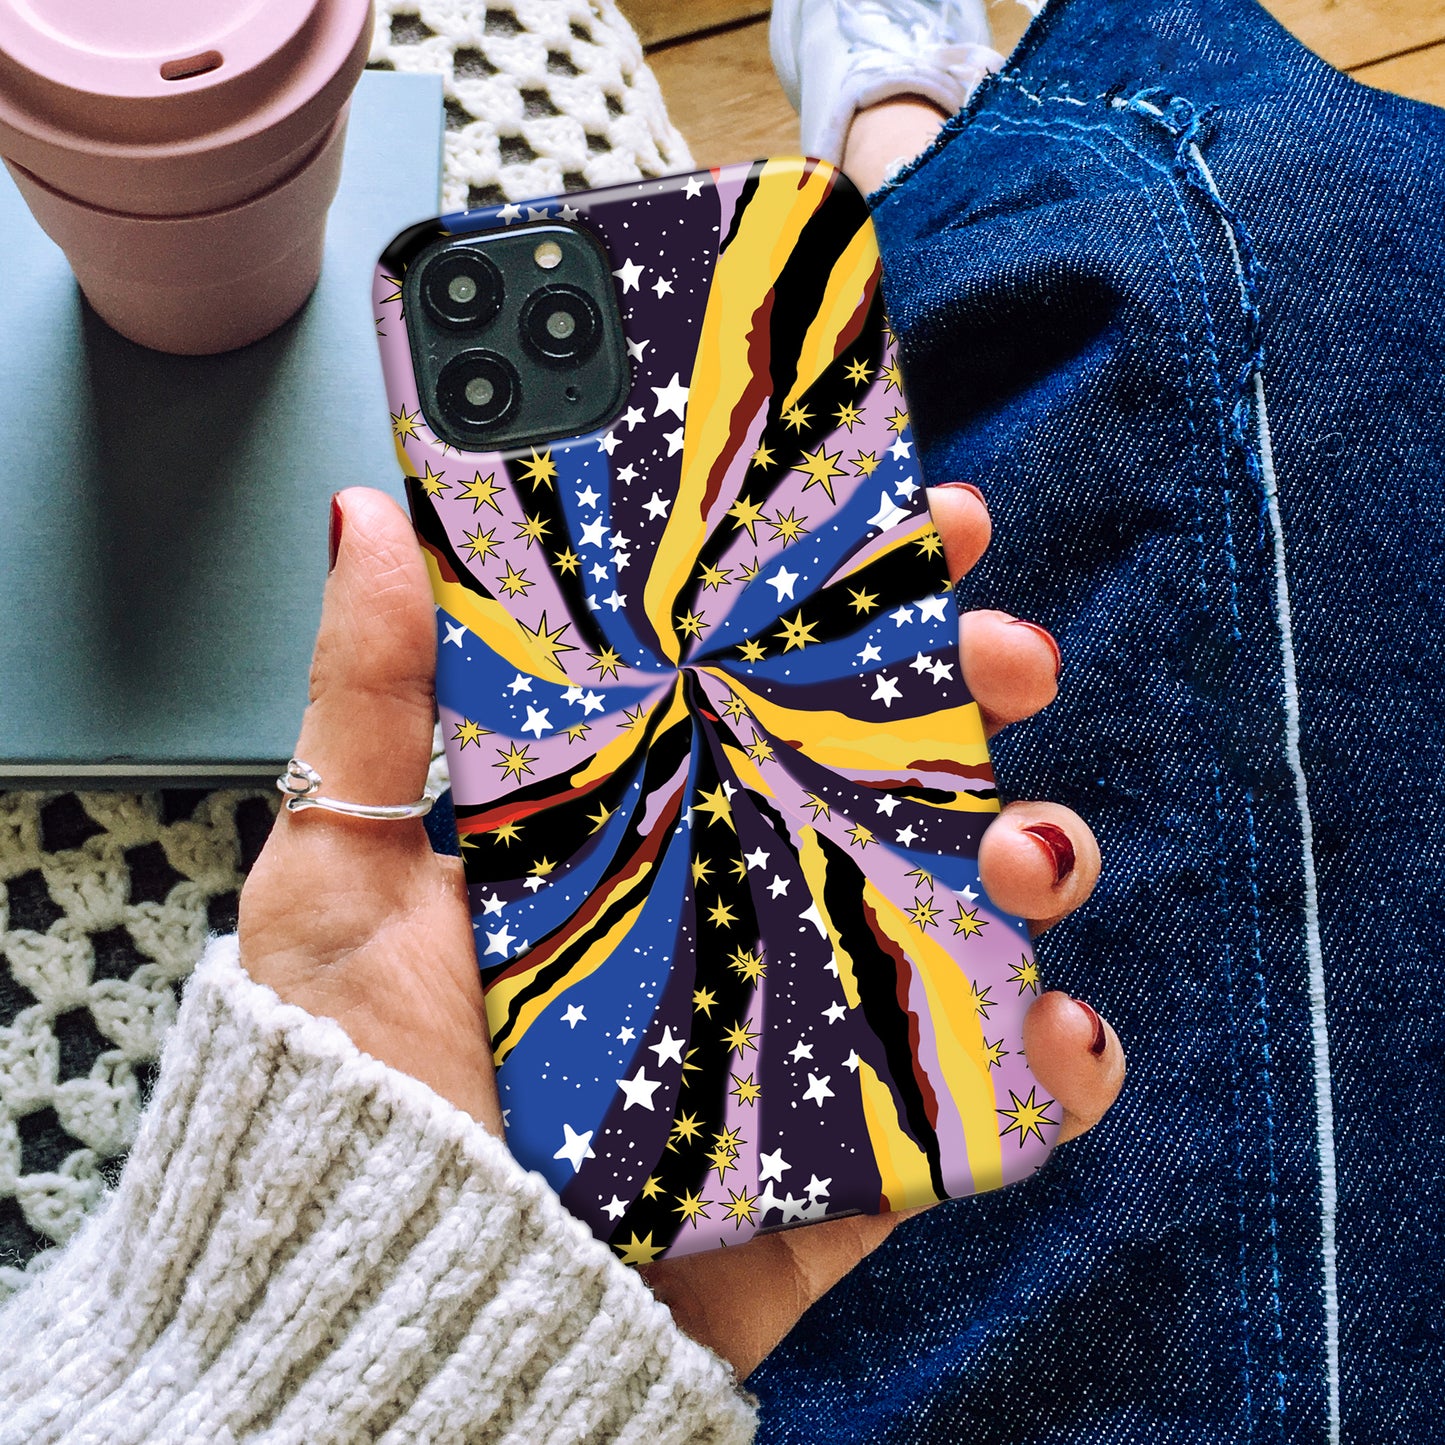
[
  {"xmin": 422, "ymin": 248, "xmax": 503, "ymax": 329},
  {"xmin": 436, "ymin": 350, "xmax": 520, "ymax": 432},
  {"xmin": 520, "ymin": 285, "xmax": 602, "ymax": 364}
]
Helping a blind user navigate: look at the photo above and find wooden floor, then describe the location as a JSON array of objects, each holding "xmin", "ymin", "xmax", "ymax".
[{"xmin": 619, "ymin": 0, "xmax": 1445, "ymax": 169}]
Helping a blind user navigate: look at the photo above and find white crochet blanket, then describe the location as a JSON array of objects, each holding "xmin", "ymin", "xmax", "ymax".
[{"xmin": 0, "ymin": 0, "xmax": 691, "ymax": 1294}]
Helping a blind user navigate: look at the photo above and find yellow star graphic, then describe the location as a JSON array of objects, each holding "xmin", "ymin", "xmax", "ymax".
[
  {"xmin": 380, "ymin": 274, "xmax": 403, "ymax": 306},
  {"xmin": 452, "ymin": 718, "xmax": 488, "ymax": 749},
  {"xmin": 723, "ymin": 1018, "xmax": 759, "ymax": 1053},
  {"xmin": 695, "ymin": 784, "xmax": 734, "ymax": 829},
  {"xmin": 690, "ymin": 856, "xmax": 713, "ymax": 883},
  {"xmin": 708, "ymin": 898, "xmax": 737, "ymax": 928},
  {"xmin": 847, "ymin": 821, "xmax": 876, "ymax": 848},
  {"xmin": 729, "ymin": 1071, "xmax": 761, "ymax": 1106},
  {"xmin": 727, "ymin": 494, "xmax": 766, "ymax": 540},
  {"xmin": 915, "ymin": 527, "xmax": 944, "ymax": 558},
  {"xmin": 998, "ymin": 1087, "xmax": 1058, "ymax": 1147},
  {"xmin": 1009, "ymin": 955, "xmax": 1041, "ymax": 995},
  {"xmin": 737, "ymin": 638, "xmax": 766, "ymax": 662},
  {"xmin": 833, "ymin": 400, "xmax": 863, "ymax": 431},
  {"xmin": 587, "ymin": 803, "xmax": 612, "ymax": 834},
  {"xmin": 417, "ymin": 461, "xmax": 448, "ymax": 497},
  {"xmin": 723, "ymin": 1186, "xmax": 759, "ymax": 1225},
  {"xmin": 693, "ymin": 986, "xmax": 718, "ymax": 1016},
  {"xmin": 844, "ymin": 357, "xmax": 873, "ymax": 385},
  {"xmin": 515, "ymin": 512, "xmax": 550, "ymax": 548},
  {"xmin": 728, "ymin": 947, "xmax": 765, "ymax": 983},
  {"xmin": 722, "ymin": 693, "xmax": 749, "ymax": 722},
  {"xmin": 887, "ymin": 406, "xmax": 910, "ymax": 433},
  {"xmin": 491, "ymin": 819, "xmax": 522, "ymax": 845},
  {"xmin": 982, "ymin": 1037, "xmax": 1009, "ymax": 1071},
  {"xmin": 774, "ymin": 610, "xmax": 819, "ymax": 652},
  {"xmin": 462, "ymin": 525, "xmax": 498, "ymax": 563},
  {"xmin": 699, "ymin": 561, "xmax": 732, "ymax": 591},
  {"xmin": 616, "ymin": 1231, "xmax": 664, "ymax": 1265},
  {"xmin": 677, "ymin": 609, "xmax": 707, "ymax": 639},
  {"xmin": 848, "ymin": 586, "xmax": 879, "ymax": 614},
  {"xmin": 751, "ymin": 442, "xmax": 775, "ymax": 468},
  {"xmin": 588, "ymin": 645, "xmax": 623, "ymax": 680},
  {"xmin": 520, "ymin": 611, "xmax": 575, "ymax": 667},
  {"xmin": 391, "ymin": 405, "xmax": 422, "ymax": 441},
  {"xmin": 766, "ymin": 508, "xmax": 809, "ymax": 545},
  {"xmin": 671, "ymin": 1111, "xmax": 703, "ymax": 1145},
  {"xmin": 498, "ymin": 561, "xmax": 532, "ymax": 597},
  {"xmin": 952, "ymin": 904, "xmax": 986, "ymax": 938},
  {"xmin": 730, "ymin": 856, "xmax": 747, "ymax": 881},
  {"xmin": 782, "ymin": 403, "xmax": 812, "ymax": 431},
  {"xmin": 745, "ymin": 733, "xmax": 774, "ymax": 764},
  {"xmin": 494, "ymin": 741, "xmax": 536, "ymax": 781},
  {"xmin": 906, "ymin": 866, "xmax": 934, "ymax": 890},
  {"xmin": 852, "ymin": 450, "xmax": 880, "ymax": 476},
  {"xmin": 675, "ymin": 1189, "xmax": 711, "ymax": 1225},
  {"xmin": 620, "ymin": 704, "xmax": 646, "ymax": 730},
  {"xmin": 716, "ymin": 1124, "xmax": 743, "ymax": 1152},
  {"xmin": 564, "ymin": 721, "xmax": 591, "ymax": 743},
  {"xmin": 640, "ymin": 1175, "xmax": 664, "ymax": 1201},
  {"xmin": 794, "ymin": 443, "xmax": 845, "ymax": 502},
  {"xmin": 517, "ymin": 448, "xmax": 557, "ymax": 490},
  {"xmin": 802, "ymin": 792, "xmax": 831, "ymax": 821},
  {"xmin": 881, "ymin": 359, "xmax": 905, "ymax": 394},
  {"xmin": 736, "ymin": 556, "xmax": 762, "ymax": 582},
  {"xmin": 528, "ymin": 856, "xmax": 555, "ymax": 879},
  {"xmin": 458, "ymin": 470, "xmax": 504, "ymax": 512},
  {"xmin": 908, "ymin": 895, "xmax": 942, "ymax": 929},
  {"xmin": 553, "ymin": 545, "xmax": 581, "ymax": 576},
  {"xmin": 967, "ymin": 980, "xmax": 996, "ymax": 1018},
  {"xmin": 707, "ymin": 1142, "xmax": 738, "ymax": 1182}
]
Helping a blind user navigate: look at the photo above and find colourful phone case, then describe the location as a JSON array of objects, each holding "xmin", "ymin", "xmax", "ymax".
[{"xmin": 374, "ymin": 159, "xmax": 1059, "ymax": 1265}]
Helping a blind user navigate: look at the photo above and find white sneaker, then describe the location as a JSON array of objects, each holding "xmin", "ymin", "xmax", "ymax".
[{"xmin": 771, "ymin": 0, "xmax": 1004, "ymax": 166}]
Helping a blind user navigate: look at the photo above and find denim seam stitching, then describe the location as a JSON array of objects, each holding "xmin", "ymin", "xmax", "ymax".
[{"xmin": 971, "ymin": 95, "xmax": 1285, "ymax": 1438}]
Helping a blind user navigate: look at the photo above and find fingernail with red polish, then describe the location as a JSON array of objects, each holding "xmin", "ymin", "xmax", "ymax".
[
  {"xmin": 1009, "ymin": 619, "xmax": 1062, "ymax": 679},
  {"xmin": 938, "ymin": 481, "xmax": 987, "ymax": 505},
  {"xmin": 328, "ymin": 493, "xmax": 343, "ymax": 573},
  {"xmin": 1022, "ymin": 821, "xmax": 1075, "ymax": 884},
  {"xmin": 1073, "ymin": 998, "xmax": 1108, "ymax": 1056}
]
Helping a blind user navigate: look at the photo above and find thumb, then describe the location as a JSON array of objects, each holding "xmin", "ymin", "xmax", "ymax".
[{"xmin": 288, "ymin": 487, "xmax": 437, "ymax": 820}]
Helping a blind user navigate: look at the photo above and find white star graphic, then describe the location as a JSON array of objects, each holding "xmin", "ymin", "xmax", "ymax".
[
  {"xmin": 806, "ymin": 1174, "xmax": 831, "ymax": 1198},
  {"xmin": 644, "ymin": 491, "xmax": 670, "ymax": 519},
  {"xmin": 613, "ymin": 258, "xmax": 643, "ymax": 292},
  {"xmin": 616, "ymin": 1066, "xmax": 663, "ymax": 1111},
  {"xmin": 684, "ymin": 175, "xmax": 704, "ymax": 198},
  {"xmin": 621, "ymin": 405, "xmax": 646, "ymax": 430},
  {"xmin": 930, "ymin": 659, "xmax": 955, "ymax": 683},
  {"xmin": 444, "ymin": 620, "xmax": 467, "ymax": 648},
  {"xmin": 870, "ymin": 494, "xmax": 909, "ymax": 529},
  {"xmin": 554, "ymin": 1124, "xmax": 595, "ymax": 1172},
  {"xmin": 766, "ymin": 566, "xmax": 798, "ymax": 601},
  {"xmin": 626, "ymin": 336, "xmax": 650, "ymax": 362},
  {"xmin": 521, "ymin": 705, "xmax": 552, "ymax": 738},
  {"xmin": 895, "ymin": 474, "xmax": 920, "ymax": 500},
  {"xmin": 508, "ymin": 673, "xmax": 533, "ymax": 695},
  {"xmin": 479, "ymin": 891, "xmax": 504, "ymax": 915},
  {"xmin": 563, "ymin": 685, "xmax": 584, "ymax": 704},
  {"xmin": 597, "ymin": 431, "xmax": 621, "ymax": 455},
  {"xmin": 896, "ymin": 824, "xmax": 919, "ymax": 846},
  {"xmin": 562, "ymin": 1003, "xmax": 587, "ymax": 1028},
  {"xmin": 498, "ymin": 202, "xmax": 522, "ymax": 223},
  {"xmin": 648, "ymin": 1025, "xmax": 686, "ymax": 1066},
  {"xmin": 872, "ymin": 675, "xmax": 902, "ymax": 707},
  {"xmin": 609, "ymin": 531, "xmax": 630, "ymax": 551},
  {"xmin": 560, "ymin": 202, "xmax": 581, "ymax": 222},
  {"xmin": 780, "ymin": 1193, "xmax": 807, "ymax": 1223},
  {"xmin": 844, "ymin": 1049, "xmax": 861, "ymax": 1072},
  {"xmin": 823, "ymin": 1002, "xmax": 847, "ymax": 1024},
  {"xmin": 768, "ymin": 874, "xmax": 790, "ymax": 898},
  {"xmin": 604, "ymin": 590, "xmax": 626, "ymax": 611},
  {"xmin": 890, "ymin": 606, "xmax": 916, "ymax": 627},
  {"xmin": 918, "ymin": 594, "xmax": 950, "ymax": 622},
  {"xmin": 613, "ymin": 551, "xmax": 631, "ymax": 571},
  {"xmin": 523, "ymin": 874, "xmax": 546, "ymax": 892},
  {"xmin": 804, "ymin": 1073, "xmax": 835, "ymax": 1106},
  {"xmin": 484, "ymin": 924, "xmax": 517, "ymax": 957},
  {"xmin": 889, "ymin": 436, "xmax": 913, "ymax": 461},
  {"xmin": 652, "ymin": 276, "xmax": 674, "ymax": 297},
  {"xmin": 615, "ymin": 464, "xmax": 638, "ymax": 485},
  {"xmin": 590, "ymin": 562, "xmax": 609, "ymax": 581},
  {"xmin": 618, "ymin": 1025, "xmax": 637, "ymax": 1044},
  {"xmin": 799, "ymin": 901, "xmax": 827, "ymax": 935},
  {"xmin": 788, "ymin": 1041, "xmax": 813, "ymax": 1063},
  {"xmin": 758, "ymin": 1149, "xmax": 790, "ymax": 1184},
  {"xmin": 652, "ymin": 372, "xmax": 689, "ymax": 419},
  {"xmin": 745, "ymin": 847, "xmax": 770, "ymax": 870},
  {"xmin": 603, "ymin": 1194, "xmax": 627, "ymax": 1220},
  {"xmin": 525, "ymin": 205, "xmax": 549, "ymax": 221},
  {"xmin": 579, "ymin": 517, "xmax": 608, "ymax": 548},
  {"xmin": 581, "ymin": 690, "xmax": 605, "ymax": 715},
  {"xmin": 911, "ymin": 651, "xmax": 933, "ymax": 674},
  {"xmin": 664, "ymin": 426, "xmax": 685, "ymax": 455},
  {"xmin": 857, "ymin": 642, "xmax": 882, "ymax": 664},
  {"xmin": 574, "ymin": 484, "xmax": 600, "ymax": 508},
  {"xmin": 876, "ymin": 794, "xmax": 900, "ymax": 816}
]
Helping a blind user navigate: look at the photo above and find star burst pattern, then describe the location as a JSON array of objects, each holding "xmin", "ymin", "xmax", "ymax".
[{"xmin": 375, "ymin": 159, "xmax": 1057, "ymax": 1262}]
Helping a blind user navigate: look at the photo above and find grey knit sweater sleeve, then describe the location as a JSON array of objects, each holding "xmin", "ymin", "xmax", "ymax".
[{"xmin": 0, "ymin": 935, "xmax": 757, "ymax": 1445}]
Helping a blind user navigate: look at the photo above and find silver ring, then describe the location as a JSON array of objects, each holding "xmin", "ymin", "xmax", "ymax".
[{"xmin": 276, "ymin": 758, "xmax": 435, "ymax": 821}]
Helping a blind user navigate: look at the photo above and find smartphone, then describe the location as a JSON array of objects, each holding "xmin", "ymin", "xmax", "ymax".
[{"xmin": 374, "ymin": 159, "xmax": 1059, "ymax": 1264}]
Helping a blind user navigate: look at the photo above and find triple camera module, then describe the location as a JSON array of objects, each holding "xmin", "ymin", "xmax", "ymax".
[{"xmin": 404, "ymin": 224, "xmax": 630, "ymax": 454}]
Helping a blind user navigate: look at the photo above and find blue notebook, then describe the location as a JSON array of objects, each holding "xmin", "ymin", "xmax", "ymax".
[{"xmin": 0, "ymin": 71, "xmax": 443, "ymax": 787}]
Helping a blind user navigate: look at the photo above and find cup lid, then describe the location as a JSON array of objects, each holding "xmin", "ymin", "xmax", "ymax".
[{"xmin": 0, "ymin": 0, "xmax": 372, "ymax": 209}]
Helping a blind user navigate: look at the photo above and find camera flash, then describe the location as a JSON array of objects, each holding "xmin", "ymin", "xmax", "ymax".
[{"xmin": 534, "ymin": 240, "xmax": 563, "ymax": 270}]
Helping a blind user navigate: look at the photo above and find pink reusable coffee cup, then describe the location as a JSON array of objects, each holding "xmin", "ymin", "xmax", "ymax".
[{"xmin": 0, "ymin": 0, "xmax": 373, "ymax": 354}]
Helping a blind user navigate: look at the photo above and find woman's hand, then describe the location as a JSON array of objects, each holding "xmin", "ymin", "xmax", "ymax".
[{"xmin": 238, "ymin": 482, "xmax": 1124, "ymax": 1380}]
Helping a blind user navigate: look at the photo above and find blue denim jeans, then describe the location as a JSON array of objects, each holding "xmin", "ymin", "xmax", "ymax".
[{"xmin": 742, "ymin": 0, "xmax": 1445, "ymax": 1438}]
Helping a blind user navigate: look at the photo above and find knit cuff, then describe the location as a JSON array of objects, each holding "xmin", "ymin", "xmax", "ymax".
[{"xmin": 0, "ymin": 935, "xmax": 756, "ymax": 1445}]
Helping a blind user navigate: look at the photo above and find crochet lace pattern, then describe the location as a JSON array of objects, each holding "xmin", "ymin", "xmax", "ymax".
[{"xmin": 0, "ymin": 0, "xmax": 692, "ymax": 1295}]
